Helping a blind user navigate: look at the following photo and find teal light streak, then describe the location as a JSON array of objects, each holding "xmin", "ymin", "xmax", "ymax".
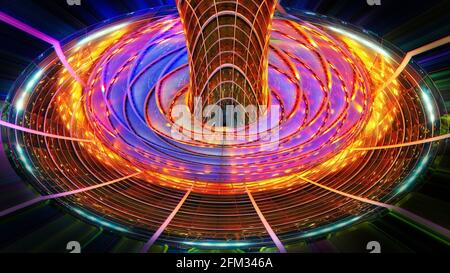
[
  {"xmin": 16, "ymin": 69, "xmax": 43, "ymax": 112},
  {"xmin": 16, "ymin": 145, "xmax": 33, "ymax": 174},
  {"xmin": 327, "ymin": 26, "xmax": 391, "ymax": 58},
  {"xmin": 296, "ymin": 216, "xmax": 362, "ymax": 239},
  {"xmin": 397, "ymin": 154, "xmax": 430, "ymax": 194}
]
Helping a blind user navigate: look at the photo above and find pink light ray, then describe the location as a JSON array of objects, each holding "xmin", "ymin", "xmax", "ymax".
[{"xmin": 247, "ymin": 188, "xmax": 287, "ymax": 253}]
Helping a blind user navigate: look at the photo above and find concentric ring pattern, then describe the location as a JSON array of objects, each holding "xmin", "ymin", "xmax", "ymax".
[{"xmin": 1, "ymin": 8, "xmax": 442, "ymax": 250}]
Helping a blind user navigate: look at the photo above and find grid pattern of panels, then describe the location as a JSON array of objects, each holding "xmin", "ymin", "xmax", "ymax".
[{"xmin": 177, "ymin": 0, "xmax": 276, "ymax": 114}]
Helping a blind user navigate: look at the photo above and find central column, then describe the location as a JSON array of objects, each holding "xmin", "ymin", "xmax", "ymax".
[{"xmin": 177, "ymin": 0, "xmax": 276, "ymax": 125}]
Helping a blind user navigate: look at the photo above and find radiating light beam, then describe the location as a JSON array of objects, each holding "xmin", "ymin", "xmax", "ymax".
[
  {"xmin": 0, "ymin": 11, "xmax": 84, "ymax": 87},
  {"xmin": 0, "ymin": 172, "xmax": 141, "ymax": 217},
  {"xmin": 76, "ymin": 22, "xmax": 129, "ymax": 46},
  {"xmin": 328, "ymin": 26, "xmax": 391, "ymax": 57},
  {"xmin": 378, "ymin": 35, "xmax": 450, "ymax": 93},
  {"xmin": 247, "ymin": 187, "xmax": 287, "ymax": 253},
  {"xmin": 141, "ymin": 188, "xmax": 192, "ymax": 253},
  {"xmin": 0, "ymin": 119, "xmax": 93, "ymax": 143},
  {"xmin": 352, "ymin": 133, "xmax": 450, "ymax": 151},
  {"xmin": 300, "ymin": 175, "xmax": 450, "ymax": 238}
]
